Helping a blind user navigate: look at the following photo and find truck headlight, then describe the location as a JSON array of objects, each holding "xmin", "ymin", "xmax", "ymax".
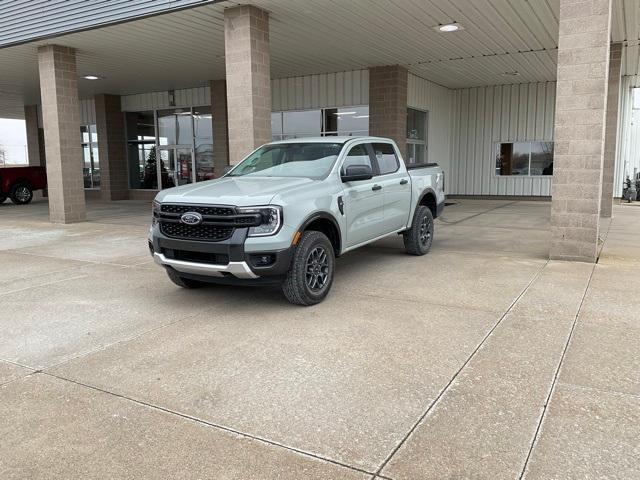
[
  {"xmin": 237, "ymin": 205, "xmax": 282, "ymax": 237},
  {"xmin": 152, "ymin": 201, "xmax": 160, "ymax": 226}
]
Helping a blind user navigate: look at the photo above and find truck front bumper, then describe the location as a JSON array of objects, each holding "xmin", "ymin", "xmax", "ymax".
[{"xmin": 149, "ymin": 224, "xmax": 294, "ymax": 285}]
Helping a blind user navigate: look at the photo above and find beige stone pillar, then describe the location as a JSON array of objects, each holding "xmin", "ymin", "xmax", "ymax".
[
  {"xmin": 369, "ymin": 65, "xmax": 408, "ymax": 159},
  {"xmin": 24, "ymin": 105, "xmax": 42, "ymax": 167},
  {"xmin": 600, "ymin": 42, "xmax": 622, "ymax": 217},
  {"xmin": 95, "ymin": 94, "xmax": 128, "ymax": 201},
  {"xmin": 37, "ymin": 45, "xmax": 86, "ymax": 223},
  {"xmin": 210, "ymin": 79, "xmax": 230, "ymax": 175},
  {"xmin": 549, "ymin": 0, "xmax": 612, "ymax": 262},
  {"xmin": 224, "ymin": 5, "xmax": 271, "ymax": 165}
]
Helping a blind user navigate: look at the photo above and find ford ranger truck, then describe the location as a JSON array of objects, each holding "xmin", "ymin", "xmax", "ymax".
[{"xmin": 149, "ymin": 137, "xmax": 445, "ymax": 305}]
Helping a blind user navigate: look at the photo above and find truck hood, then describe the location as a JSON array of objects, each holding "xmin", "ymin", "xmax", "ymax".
[{"xmin": 155, "ymin": 176, "xmax": 315, "ymax": 206}]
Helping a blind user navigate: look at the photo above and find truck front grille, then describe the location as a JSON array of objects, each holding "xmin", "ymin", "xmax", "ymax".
[
  {"xmin": 158, "ymin": 204, "xmax": 260, "ymax": 242},
  {"xmin": 160, "ymin": 222, "xmax": 234, "ymax": 242}
]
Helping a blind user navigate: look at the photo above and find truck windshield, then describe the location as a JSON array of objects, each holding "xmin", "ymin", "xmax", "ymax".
[{"xmin": 227, "ymin": 143, "xmax": 343, "ymax": 179}]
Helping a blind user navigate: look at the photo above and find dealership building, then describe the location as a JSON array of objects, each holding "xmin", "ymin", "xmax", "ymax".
[{"xmin": 0, "ymin": 0, "xmax": 638, "ymax": 263}]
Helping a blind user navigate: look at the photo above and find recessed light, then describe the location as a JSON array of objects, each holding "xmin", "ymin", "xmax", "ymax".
[
  {"xmin": 82, "ymin": 75, "xmax": 101, "ymax": 80},
  {"xmin": 501, "ymin": 71, "xmax": 521, "ymax": 77},
  {"xmin": 436, "ymin": 23, "xmax": 462, "ymax": 32}
]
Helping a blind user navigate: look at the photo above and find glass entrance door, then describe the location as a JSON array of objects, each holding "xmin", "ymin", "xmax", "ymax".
[{"xmin": 159, "ymin": 146, "xmax": 193, "ymax": 189}]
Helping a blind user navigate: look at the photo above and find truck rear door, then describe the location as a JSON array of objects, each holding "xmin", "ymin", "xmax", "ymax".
[{"xmin": 369, "ymin": 142, "xmax": 411, "ymax": 232}]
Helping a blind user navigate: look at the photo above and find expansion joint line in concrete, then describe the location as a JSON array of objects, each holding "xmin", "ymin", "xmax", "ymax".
[
  {"xmin": 437, "ymin": 201, "xmax": 519, "ymax": 225},
  {"xmin": 518, "ymin": 264, "xmax": 597, "ymax": 479},
  {"xmin": 373, "ymin": 259, "xmax": 550, "ymax": 476},
  {"xmin": 32, "ymin": 371, "xmax": 378, "ymax": 478}
]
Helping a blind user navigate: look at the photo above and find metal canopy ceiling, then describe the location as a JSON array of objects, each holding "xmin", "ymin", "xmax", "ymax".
[{"xmin": 0, "ymin": 0, "xmax": 638, "ymax": 119}]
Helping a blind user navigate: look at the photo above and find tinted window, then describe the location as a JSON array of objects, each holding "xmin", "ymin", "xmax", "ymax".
[
  {"xmin": 372, "ymin": 143, "xmax": 399, "ymax": 175},
  {"xmin": 342, "ymin": 144, "xmax": 372, "ymax": 173}
]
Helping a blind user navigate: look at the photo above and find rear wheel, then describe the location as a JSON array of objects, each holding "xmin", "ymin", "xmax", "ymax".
[
  {"xmin": 10, "ymin": 183, "xmax": 33, "ymax": 205},
  {"xmin": 166, "ymin": 268, "xmax": 206, "ymax": 289},
  {"xmin": 403, "ymin": 205, "xmax": 434, "ymax": 256},
  {"xmin": 282, "ymin": 231, "xmax": 335, "ymax": 306},
  {"xmin": 0, "ymin": 194, "xmax": 7, "ymax": 204}
]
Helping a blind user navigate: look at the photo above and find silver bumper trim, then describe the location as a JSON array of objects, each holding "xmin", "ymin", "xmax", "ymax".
[{"xmin": 153, "ymin": 252, "xmax": 258, "ymax": 279}]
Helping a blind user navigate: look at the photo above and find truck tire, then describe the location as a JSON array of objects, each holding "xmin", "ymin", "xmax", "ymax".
[
  {"xmin": 403, "ymin": 205, "xmax": 434, "ymax": 256},
  {"xmin": 0, "ymin": 194, "xmax": 7, "ymax": 204},
  {"xmin": 10, "ymin": 183, "xmax": 33, "ymax": 205},
  {"xmin": 166, "ymin": 268, "xmax": 206, "ymax": 289},
  {"xmin": 282, "ymin": 230, "xmax": 335, "ymax": 306}
]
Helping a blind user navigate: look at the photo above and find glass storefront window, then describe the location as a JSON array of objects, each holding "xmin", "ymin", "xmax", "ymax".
[
  {"xmin": 80, "ymin": 124, "xmax": 99, "ymax": 188},
  {"xmin": 194, "ymin": 106, "xmax": 214, "ymax": 181},
  {"xmin": 282, "ymin": 110, "xmax": 322, "ymax": 139},
  {"xmin": 496, "ymin": 141, "xmax": 554, "ymax": 176},
  {"xmin": 126, "ymin": 111, "xmax": 157, "ymax": 189},
  {"xmin": 406, "ymin": 108, "xmax": 428, "ymax": 164},
  {"xmin": 273, "ymin": 106, "xmax": 368, "ymax": 141},
  {"xmin": 158, "ymin": 108, "xmax": 193, "ymax": 146}
]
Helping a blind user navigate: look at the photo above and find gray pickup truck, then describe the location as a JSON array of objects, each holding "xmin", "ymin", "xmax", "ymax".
[{"xmin": 149, "ymin": 137, "xmax": 445, "ymax": 305}]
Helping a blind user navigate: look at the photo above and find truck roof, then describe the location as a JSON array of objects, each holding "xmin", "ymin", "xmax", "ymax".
[{"xmin": 268, "ymin": 136, "xmax": 394, "ymax": 145}]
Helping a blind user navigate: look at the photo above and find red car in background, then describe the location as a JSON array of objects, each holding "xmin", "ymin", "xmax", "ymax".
[{"xmin": 0, "ymin": 166, "xmax": 47, "ymax": 205}]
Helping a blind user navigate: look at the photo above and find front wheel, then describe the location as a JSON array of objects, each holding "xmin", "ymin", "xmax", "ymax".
[
  {"xmin": 282, "ymin": 231, "xmax": 335, "ymax": 306},
  {"xmin": 10, "ymin": 183, "xmax": 33, "ymax": 205},
  {"xmin": 403, "ymin": 205, "xmax": 434, "ymax": 256}
]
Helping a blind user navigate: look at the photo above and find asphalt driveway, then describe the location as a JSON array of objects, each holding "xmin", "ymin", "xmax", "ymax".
[{"xmin": 1, "ymin": 198, "xmax": 638, "ymax": 479}]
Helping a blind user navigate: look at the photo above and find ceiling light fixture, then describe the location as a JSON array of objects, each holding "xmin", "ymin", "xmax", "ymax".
[
  {"xmin": 334, "ymin": 111, "xmax": 357, "ymax": 115},
  {"xmin": 82, "ymin": 75, "xmax": 101, "ymax": 80},
  {"xmin": 501, "ymin": 71, "xmax": 521, "ymax": 77},
  {"xmin": 437, "ymin": 23, "xmax": 462, "ymax": 32}
]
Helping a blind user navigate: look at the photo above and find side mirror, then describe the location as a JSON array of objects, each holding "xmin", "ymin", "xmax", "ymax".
[{"xmin": 341, "ymin": 164, "xmax": 373, "ymax": 182}]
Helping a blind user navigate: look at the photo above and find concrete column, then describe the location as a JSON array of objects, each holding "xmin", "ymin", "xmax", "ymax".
[
  {"xmin": 37, "ymin": 45, "xmax": 86, "ymax": 223},
  {"xmin": 24, "ymin": 105, "xmax": 42, "ymax": 166},
  {"xmin": 95, "ymin": 94, "xmax": 128, "ymax": 201},
  {"xmin": 549, "ymin": 0, "xmax": 613, "ymax": 262},
  {"xmin": 224, "ymin": 5, "xmax": 271, "ymax": 165},
  {"xmin": 210, "ymin": 79, "xmax": 230, "ymax": 175},
  {"xmin": 600, "ymin": 42, "xmax": 623, "ymax": 217},
  {"xmin": 369, "ymin": 65, "xmax": 408, "ymax": 159}
]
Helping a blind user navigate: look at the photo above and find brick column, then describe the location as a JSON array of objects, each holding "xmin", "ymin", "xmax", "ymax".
[
  {"xmin": 600, "ymin": 42, "xmax": 622, "ymax": 217},
  {"xmin": 224, "ymin": 5, "xmax": 271, "ymax": 165},
  {"xmin": 95, "ymin": 94, "xmax": 128, "ymax": 201},
  {"xmin": 210, "ymin": 79, "xmax": 230, "ymax": 175},
  {"xmin": 369, "ymin": 65, "xmax": 408, "ymax": 159},
  {"xmin": 24, "ymin": 105, "xmax": 42, "ymax": 166},
  {"xmin": 37, "ymin": 45, "xmax": 86, "ymax": 223},
  {"xmin": 549, "ymin": 0, "xmax": 612, "ymax": 262}
]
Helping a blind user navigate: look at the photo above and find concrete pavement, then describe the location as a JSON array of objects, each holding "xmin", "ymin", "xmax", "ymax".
[{"xmin": 0, "ymin": 198, "xmax": 638, "ymax": 479}]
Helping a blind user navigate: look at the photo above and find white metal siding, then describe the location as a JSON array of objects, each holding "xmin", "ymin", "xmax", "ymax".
[
  {"xmin": 407, "ymin": 74, "xmax": 454, "ymax": 185},
  {"xmin": 79, "ymin": 98, "xmax": 96, "ymax": 125},
  {"xmin": 450, "ymin": 82, "xmax": 556, "ymax": 196},
  {"xmin": 271, "ymin": 70, "xmax": 369, "ymax": 111},
  {"xmin": 120, "ymin": 86, "xmax": 210, "ymax": 111}
]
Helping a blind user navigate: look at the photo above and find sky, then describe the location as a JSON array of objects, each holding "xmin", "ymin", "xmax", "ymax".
[{"xmin": 0, "ymin": 118, "xmax": 28, "ymax": 165}]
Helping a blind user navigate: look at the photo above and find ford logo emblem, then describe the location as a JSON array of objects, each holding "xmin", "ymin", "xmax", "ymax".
[{"xmin": 180, "ymin": 212, "xmax": 203, "ymax": 225}]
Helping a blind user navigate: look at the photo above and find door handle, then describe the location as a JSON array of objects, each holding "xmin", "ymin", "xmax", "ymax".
[
  {"xmin": 400, "ymin": 179, "xmax": 409, "ymax": 185},
  {"xmin": 372, "ymin": 185, "xmax": 382, "ymax": 191}
]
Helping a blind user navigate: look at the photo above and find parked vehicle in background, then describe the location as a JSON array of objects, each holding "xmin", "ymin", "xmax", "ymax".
[
  {"xmin": 0, "ymin": 166, "xmax": 47, "ymax": 204},
  {"xmin": 149, "ymin": 137, "xmax": 445, "ymax": 305}
]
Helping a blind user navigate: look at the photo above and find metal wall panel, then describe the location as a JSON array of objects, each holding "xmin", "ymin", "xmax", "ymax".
[
  {"xmin": 79, "ymin": 98, "xmax": 95, "ymax": 125},
  {"xmin": 0, "ymin": 0, "xmax": 218, "ymax": 48},
  {"xmin": 450, "ymin": 82, "xmax": 556, "ymax": 196},
  {"xmin": 271, "ymin": 70, "xmax": 369, "ymax": 111},
  {"xmin": 120, "ymin": 86, "xmax": 210, "ymax": 111},
  {"xmin": 407, "ymin": 73, "xmax": 454, "ymax": 181}
]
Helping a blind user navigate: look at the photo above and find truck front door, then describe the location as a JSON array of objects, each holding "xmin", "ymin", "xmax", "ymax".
[{"xmin": 341, "ymin": 144, "xmax": 386, "ymax": 247}]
